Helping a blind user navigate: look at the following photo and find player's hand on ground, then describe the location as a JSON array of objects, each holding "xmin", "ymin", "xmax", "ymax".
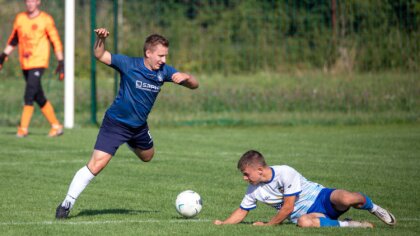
[
  {"xmin": 94, "ymin": 28, "xmax": 110, "ymax": 38},
  {"xmin": 213, "ymin": 220, "xmax": 224, "ymax": 225},
  {"xmin": 252, "ymin": 221, "xmax": 266, "ymax": 226},
  {"xmin": 55, "ymin": 60, "xmax": 64, "ymax": 80},
  {"xmin": 171, "ymin": 72, "xmax": 190, "ymax": 84}
]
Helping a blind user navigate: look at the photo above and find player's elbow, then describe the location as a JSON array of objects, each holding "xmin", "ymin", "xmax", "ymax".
[
  {"xmin": 190, "ymin": 83, "xmax": 199, "ymax": 89},
  {"xmin": 189, "ymin": 79, "xmax": 199, "ymax": 89},
  {"xmin": 94, "ymin": 51, "xmax": 111, "ymax": 65},
  {"xmin": 186, "ymin": 75, "xmax": 199, "ymax": 89}
]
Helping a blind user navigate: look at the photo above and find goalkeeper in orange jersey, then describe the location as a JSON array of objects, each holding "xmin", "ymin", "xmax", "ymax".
[{"xmin": 0, "ymin": 0, "xmax": 64, "ymax": 137}]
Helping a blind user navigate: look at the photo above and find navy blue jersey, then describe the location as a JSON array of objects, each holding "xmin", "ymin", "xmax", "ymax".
[{"xmin": 105, "ymin": 54, "xmax": 177, "ymax": 127}]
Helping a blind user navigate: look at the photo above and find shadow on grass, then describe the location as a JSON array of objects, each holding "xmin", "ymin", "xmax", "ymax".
[
  {"xmin": 239, "ymin": 221, "xmax": 296, "ymax": 225},
  {"xmin": 235, "ymin": 221, "xmax": 254, "ymax": 225},
  {"xmin": 73, "ymin": 208, "xmax": 160, "ymax": 218},
  {"xmin": 171, "ymin": 215, "xmax": 204, "ymax": 220},
  {"xmin": 3, "ymin": 130, "xmax": 49, "ymax": 137}
]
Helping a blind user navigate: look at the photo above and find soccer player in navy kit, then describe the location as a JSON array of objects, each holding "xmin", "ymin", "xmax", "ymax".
[{"xmin": 56, "ymin": 28, "xmax": 199, "ymax": 219}]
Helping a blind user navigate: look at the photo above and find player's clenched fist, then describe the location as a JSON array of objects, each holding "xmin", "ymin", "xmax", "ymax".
[
  {"xmin": 213, "ymin": 220, "xmax": 224, "ymax": 225},
  {"xmin": 94, "ymin": 28, "xmax": 110, "ymax": 38},
  {"xmin": 172, "ymin": 72, "xmax": 190, "ymax": 84}
]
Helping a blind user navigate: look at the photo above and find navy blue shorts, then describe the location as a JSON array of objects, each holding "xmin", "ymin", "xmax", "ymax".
[
  {"xmin": 94, "ymin": 115, "xmax": 154, "ymax": 156},
  {"xmin": 306, "ymin": 188, "xmax": 348, "ymax": 219}
]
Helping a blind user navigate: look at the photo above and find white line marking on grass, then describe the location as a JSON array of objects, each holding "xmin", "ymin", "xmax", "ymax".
[
  {"xmin": 0, "ymin": 158, "xmax": 142, "ymax": 166},
  {"xmin": 1, "ymin": 218, "xmax": 419, "ymax": 226},
  {"xmin": 398, "ymin": 218, "xmax": 420, "ymax": 222},
  {"xmin": 0, "ymin": 159, "xmax": 87, "ymax": 166},
  {"xmin": 0, "ymin": 149, "xmax": 91, "ymax": 155},
  {"xmin": 0, "ymin": 219, "xmax": 212, "ymax": 226}
]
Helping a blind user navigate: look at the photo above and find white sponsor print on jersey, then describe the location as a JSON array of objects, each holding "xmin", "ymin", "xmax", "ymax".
[{"xmin": 136, "ymin": 80, "xmax": 161, "ymax": 93}]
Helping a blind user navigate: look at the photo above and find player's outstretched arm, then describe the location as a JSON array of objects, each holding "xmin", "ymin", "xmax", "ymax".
[
  {"xmin": 0, "ymin": 45, "xmax": 15, "ymax": 71},
  {"xmin": 93, "ymin": 28, "xmax": 112, "ymax": 65},
  {"xmin": 172, "ymin": 72, "xmax": 199, "ymax": 89},
  {"xmin": 214, "ymin": 208, "xmax": 248, "ymax": 225}
]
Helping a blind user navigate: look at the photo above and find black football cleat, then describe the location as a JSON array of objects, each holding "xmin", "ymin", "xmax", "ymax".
[{"xmin": 55, "ymin": 203, "xmax": 70, "ymax": 219}]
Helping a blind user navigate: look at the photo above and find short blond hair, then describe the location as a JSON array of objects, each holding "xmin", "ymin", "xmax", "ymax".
[{"xmin": 143, "ymin": 34, "xmax": 169, "ymax": 57}]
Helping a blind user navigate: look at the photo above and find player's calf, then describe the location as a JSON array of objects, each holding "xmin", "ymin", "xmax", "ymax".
[
  {"xmin": 298, "ymin": 215, "xmax": 374, "ymax": 228},
  {"xmin": 297, "ymin": 216, "xmax": 320, "ymax": 227}
]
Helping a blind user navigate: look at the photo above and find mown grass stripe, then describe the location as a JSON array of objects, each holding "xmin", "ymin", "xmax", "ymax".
[{"xmin": 0, "ymin": 219, "xmax": 212, "ymax": 226}]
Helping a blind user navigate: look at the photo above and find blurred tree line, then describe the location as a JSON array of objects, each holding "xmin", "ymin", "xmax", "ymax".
[{"xmin": 0, "ymin": 0, "xmax": 418, "ymax": 78}]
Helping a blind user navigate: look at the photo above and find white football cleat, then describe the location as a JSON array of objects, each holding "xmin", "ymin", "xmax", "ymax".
[{"xmin": 371, "ymin": 205, "xmax": 396, "ymax": 226}]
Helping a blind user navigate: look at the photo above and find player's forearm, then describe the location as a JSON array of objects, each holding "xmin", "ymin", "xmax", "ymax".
[
  {"xmin": 93, "ymin": 37, "xmax": 107, "ymax": 60},
  {"xmin": 266, "ymin": 208, "xmax": 293, "ymax": 225},
  {"xmin": 0, "ymin": 45, "xmax": 14, "ymax": 69},
  {"xmin": 220, "ymin": 208, "xmax": 248, "ymax": 224},
  {"xmin": 3, "ymin": 45, "xmax": 14, "ymax": 55},
  {"xmin": 183, "ymin": 74, "xmax": 199, "ymax": 89},
  {"xmin": 55, "ymin": 51, "xmax": 64, "ymax": 61},
  {"xmin": 173, "ymin": 72, "xmax": 199, "ymax": 89}
]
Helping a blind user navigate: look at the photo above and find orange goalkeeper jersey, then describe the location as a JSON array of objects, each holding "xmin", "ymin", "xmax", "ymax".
[{"xmin": 7, "ymin": 11, "xmax": 63, "ymax": 70}]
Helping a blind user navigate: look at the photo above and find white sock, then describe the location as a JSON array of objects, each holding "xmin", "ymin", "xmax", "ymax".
[
  {"xmin": 61, "ymin": 166, "xmax": 95, "ymax": 209},
  {"xmin": 338, "ymin": 221, "xmax": 349, "ymax": 227},
  {"xmin": 370, "ymin": 203, "xmax": 378, "ymax": 213}
]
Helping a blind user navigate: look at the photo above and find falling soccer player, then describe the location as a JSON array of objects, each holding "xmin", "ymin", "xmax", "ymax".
[{"xmin": 214, "ymin": 150, "xmax": 396, "ymax": 228}]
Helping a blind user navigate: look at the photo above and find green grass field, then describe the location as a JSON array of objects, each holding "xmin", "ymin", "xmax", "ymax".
[{"xmin": 1, "ymin": 124, "xmax": 419, "ymax": 235}]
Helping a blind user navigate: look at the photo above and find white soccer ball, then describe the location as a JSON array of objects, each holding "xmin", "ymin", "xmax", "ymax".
[{"xmin": 175, "ymin": 190, "xmax": 202, "ymax": 218}]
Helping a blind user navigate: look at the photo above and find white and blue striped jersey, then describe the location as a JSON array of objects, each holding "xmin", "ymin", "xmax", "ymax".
[{"xmin": 240, "ymin": 165, "xmax": 324, "ymax": 223}]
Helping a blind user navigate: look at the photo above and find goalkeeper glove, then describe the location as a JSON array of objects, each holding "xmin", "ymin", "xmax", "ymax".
[
  {"xmin": 0, "ymin": 52, "xmax": 8, "ymax": 70},
  {"xmin": 55, "ymin": 60, "xmax": 64, "ymax": 81}
]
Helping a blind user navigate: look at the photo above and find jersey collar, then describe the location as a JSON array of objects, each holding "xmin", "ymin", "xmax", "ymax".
[{"xmin": 264, "ymin": 167, "xmax": 275, "ymax": 184}]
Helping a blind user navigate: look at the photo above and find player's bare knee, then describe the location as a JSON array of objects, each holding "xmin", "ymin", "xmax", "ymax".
[
  {"xmin": 137, "ymin": 150, "xmax": 154, "ymax": 162},
  {"xmin": 297, "ymin": 216, "xmax": 317, "ymax": 228},
  {"xmin": 87, "ymin": 162, "xmax": 103, "ymax": 175},
  {"xmin": 137, "ymin": 148, "xmax": 154, "ymax": 162},
  {"xmin": 140, "ymin": 154, "xmax": 153, "ymax": 162}
]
